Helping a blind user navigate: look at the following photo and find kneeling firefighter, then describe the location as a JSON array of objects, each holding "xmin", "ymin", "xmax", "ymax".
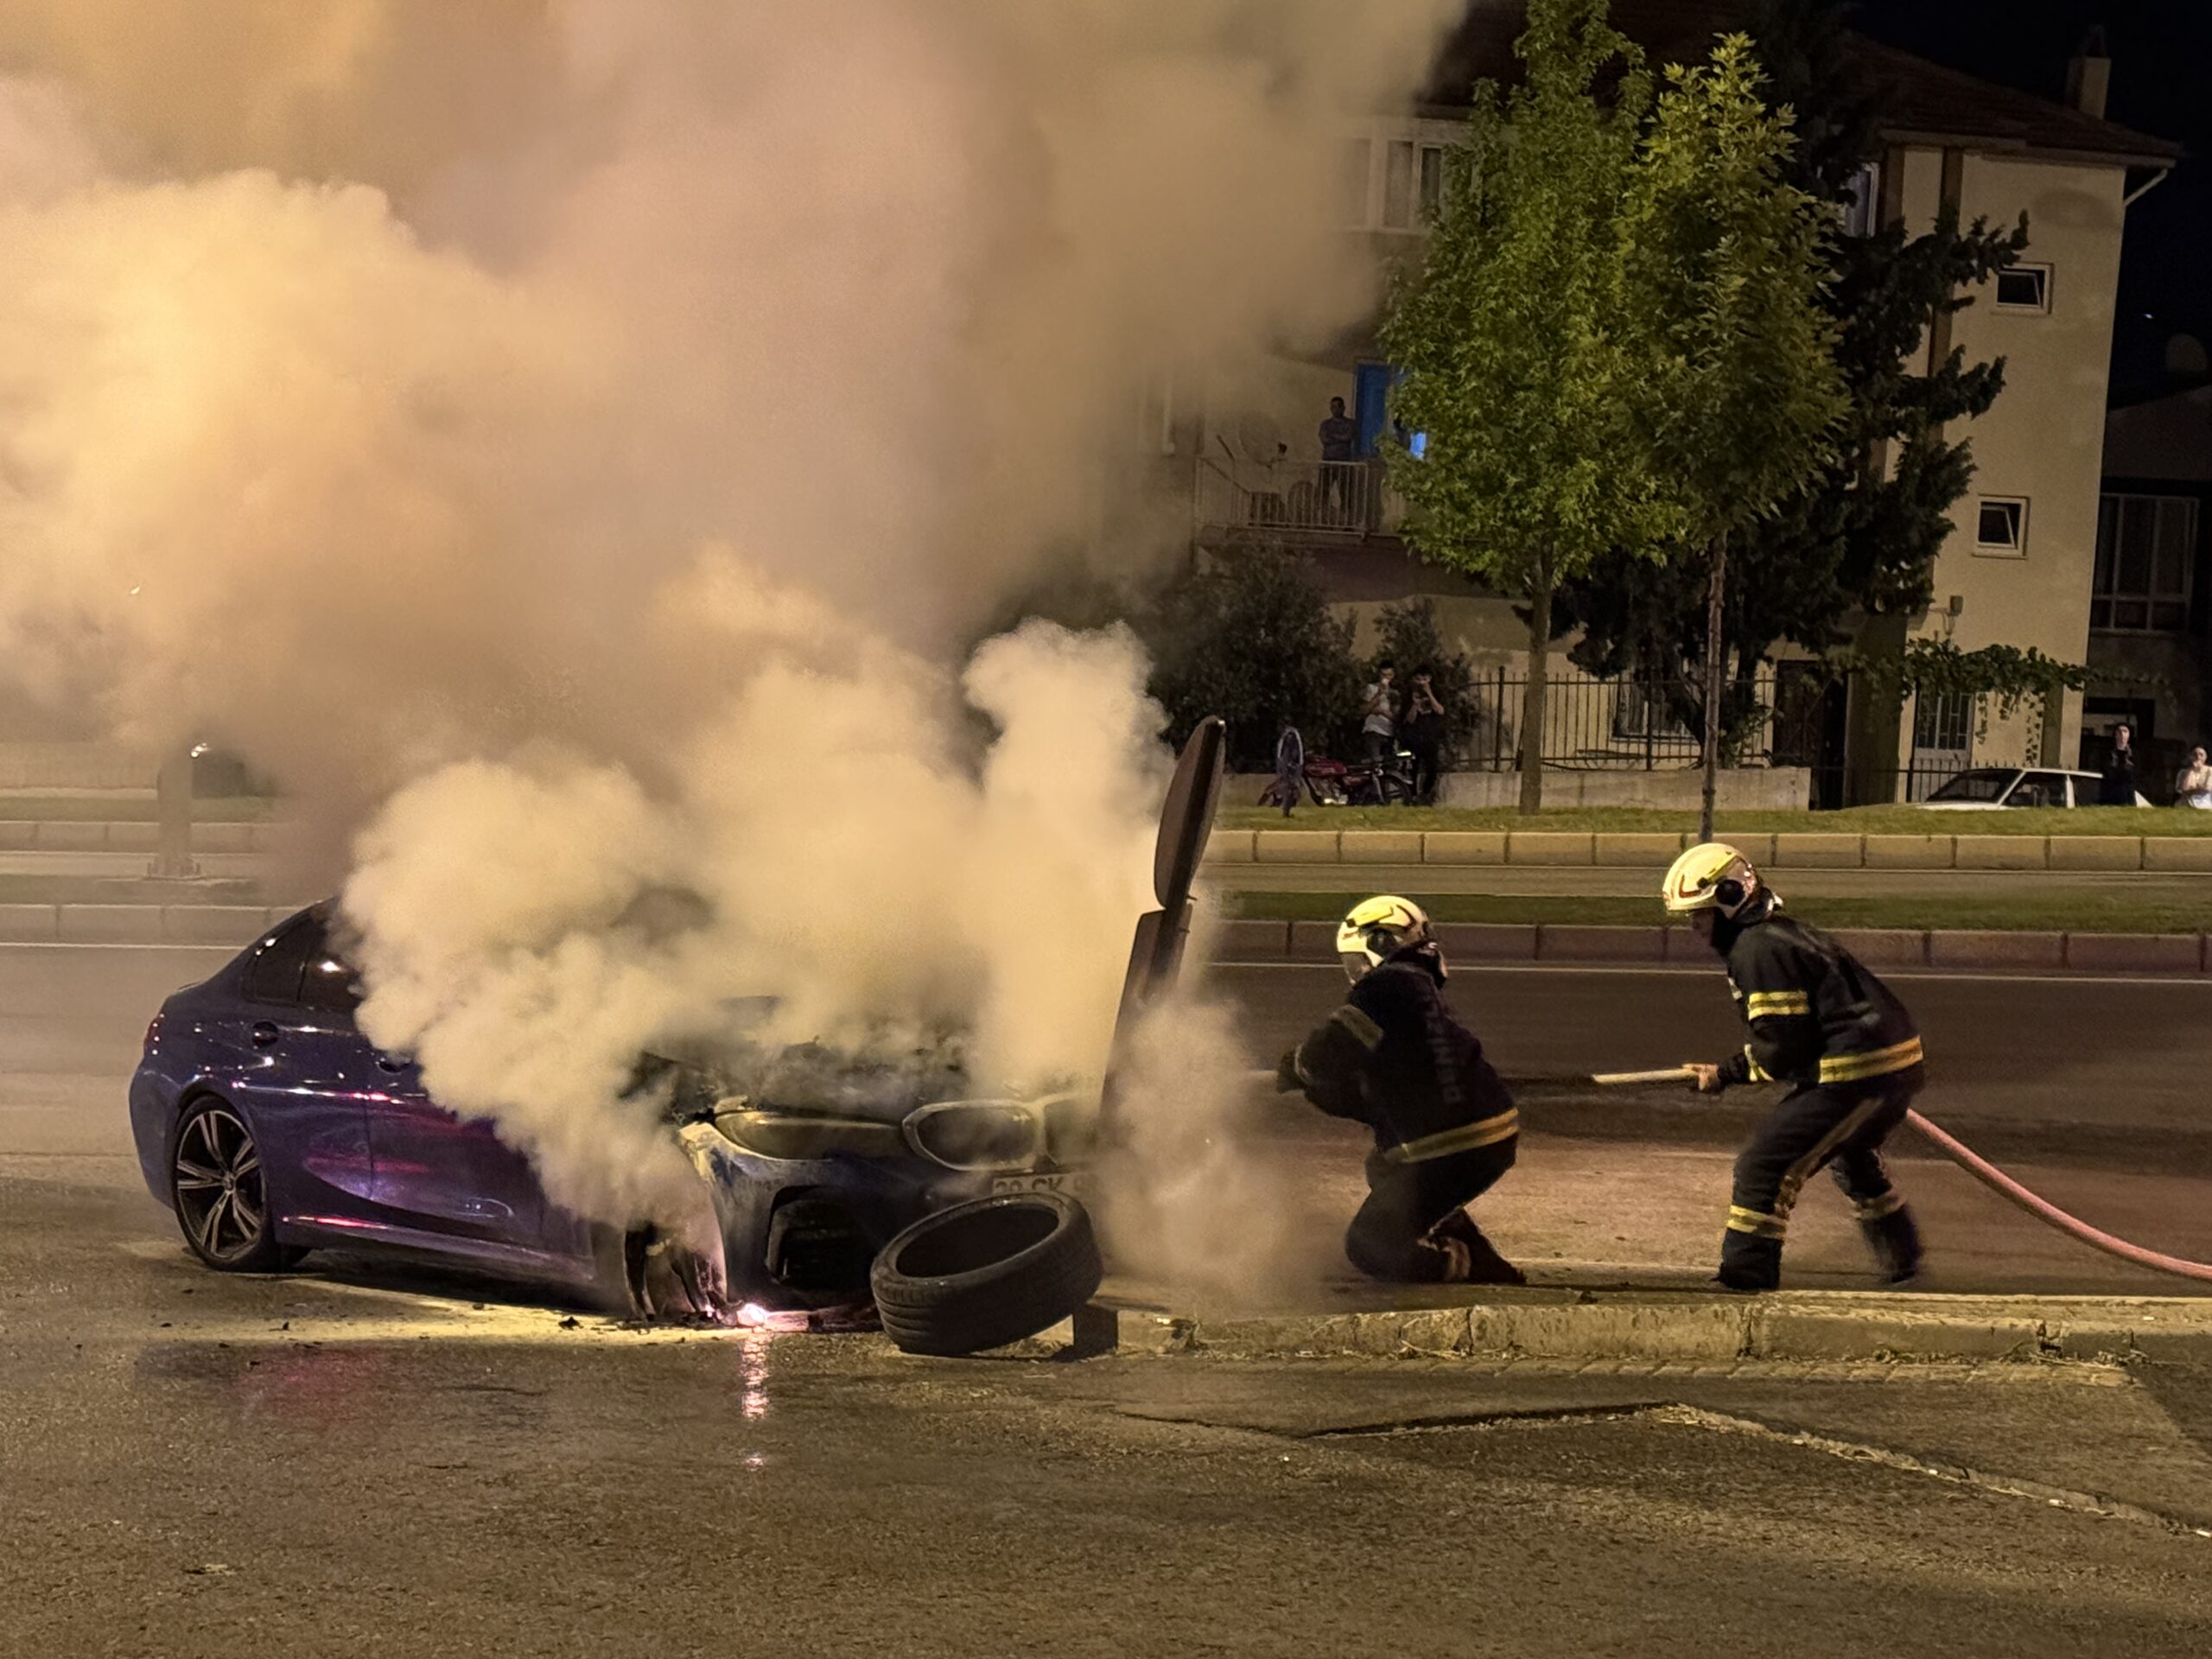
[
  {"xmin": 1277, "ymin": 896, "xmax": 1524, "ymax": 1285},
  {"xmin": 1664, "ymin": 842, "xmax": 1926, "ymax": 1292}
]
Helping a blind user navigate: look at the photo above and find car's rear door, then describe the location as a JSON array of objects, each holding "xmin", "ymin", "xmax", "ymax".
[{"xmin": 219, "ymin": 912, "xmax": 379, "ymax": 1227}]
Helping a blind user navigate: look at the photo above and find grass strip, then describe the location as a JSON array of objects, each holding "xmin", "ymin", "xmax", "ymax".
[
  {"xmin": 1217, "ymin": 804, "xmax": 2212, "ymax": 836},
  {"xmin": 1224, "ymin": 889, "xmax": 2212, "ymax": 936}
]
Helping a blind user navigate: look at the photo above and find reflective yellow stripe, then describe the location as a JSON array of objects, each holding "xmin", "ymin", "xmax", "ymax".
[
  {"xmin": 1772, "ymin": 1096, "xmax": 1888, "ymax": 1221},
  {"xmin": 1745, "ymin": 991, "xmax": 1812, "ymax": 1019},
  {"xmin": 1819, "ymin": 1037, "xmax": 1923, "ymax": 1084},
  {"xmin": 1385, "ymin": 1110, "xmax": 1520, "ymax": 1163},
  {"xmin": 1332, "ymin": 1005, "xmax": 1384, "ymax": 1051},
  {"xmin": 1726, "ymin": 1205, "xmax": 1788, "ymax": 1238},
  {"xmin": 1743, "ymin": 1046, "xmax": 1773, "ymax": 1084}
]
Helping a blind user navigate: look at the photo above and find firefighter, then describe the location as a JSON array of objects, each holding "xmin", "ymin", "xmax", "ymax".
[
  {"xmin": 1663, "ymin": 842, "xmax": 1926, "ymax": 1292},
  {"xmin": 1277, "ymin": 896, "xmax": 1524, "ymax": 1285}
]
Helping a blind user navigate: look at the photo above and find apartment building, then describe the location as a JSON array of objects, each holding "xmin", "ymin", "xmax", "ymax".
[{"xmin": 1176, "ymin": 3, "xmax": 2181, "ymax": 802}]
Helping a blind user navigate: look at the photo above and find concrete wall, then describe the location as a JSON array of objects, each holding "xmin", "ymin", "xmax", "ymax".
[{"xmin": 1435, "ymin": 767, "xmax": 1808, "ymax": 810}]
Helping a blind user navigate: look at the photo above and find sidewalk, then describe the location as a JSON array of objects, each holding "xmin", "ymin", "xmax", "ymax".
[{"xmin": 1081, "ymin": 1125, "xmax": 2212, "ymax": 1366}]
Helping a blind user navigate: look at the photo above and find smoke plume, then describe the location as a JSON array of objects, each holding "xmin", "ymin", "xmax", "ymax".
[{"xmin": 0, "ymin": 1, "xmax": 1455, "ymax": 1235}]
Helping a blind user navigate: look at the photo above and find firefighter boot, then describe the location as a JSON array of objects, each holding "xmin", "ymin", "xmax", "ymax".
[
  {"xmin": 1716, "ymin": 1231, "xmax": 1783, "ymax": 1293},
  {"xmin": 1859, "ymin": 1205, "xmax": 1923, "ymax": 1284},
  {"xmin": 1432, "ymin": 1208, "xmax": 1527, "ymax": 1287}
]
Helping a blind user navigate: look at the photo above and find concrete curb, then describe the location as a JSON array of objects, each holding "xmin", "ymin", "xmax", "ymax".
[
  {"xmin": 1207, "ymin": 827, "xmax": 2212, "ymax": 873},
  {"xmin": 1209, "ymin": 919, "xmax": 2212, "ymax": 976},
  {"xmin": 1096, "ymin": 1290, "xmax": 2212, "ymax": 1367}
]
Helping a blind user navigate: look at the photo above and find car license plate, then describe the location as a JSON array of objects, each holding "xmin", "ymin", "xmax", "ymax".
[{"xmin": 992, "ymin": 1171, "xmax": 1089, "ymax": 1198}]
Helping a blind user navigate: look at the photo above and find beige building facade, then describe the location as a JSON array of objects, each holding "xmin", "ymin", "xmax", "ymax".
[{"xmin": 1173, "ymin": 4, "xmax": 2180, "ymax": 803}]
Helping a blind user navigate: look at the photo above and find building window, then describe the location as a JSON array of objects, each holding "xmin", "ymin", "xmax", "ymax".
[
  {"xmin": 1974, "ymin": 497, "xmax": 2027, "ymax": 555},
  {"xmin": 1382, "ymin": 140, "xmax": 1416, "ymax": 229},
  {"xmin": 2093, "ymin": 493, "xmax": 2197, "ymax": 632},
  {"xmin": 1913, "ymin": 690, "xmax": 1973, "ymax": 753},
  {"xmin": 1994, "ymin": 264, "xmax": 2051, "ymax": 313},
  {"xmin": 1419, "ymin": 144, "xmax": 1446, "ymax": 219},
  {"xmin": 1840, "ymin": 161, "xmax": 1880, "ymax": 237},
  {"xmin": 1335, "ymin": 137, "xmax": 1371, "ymax": 228}
]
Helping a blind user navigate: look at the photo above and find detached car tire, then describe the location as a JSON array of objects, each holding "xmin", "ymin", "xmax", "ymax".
[{"xmin": 870, "ymin": 1192, "xmax": 1103, "ymax": 1357}]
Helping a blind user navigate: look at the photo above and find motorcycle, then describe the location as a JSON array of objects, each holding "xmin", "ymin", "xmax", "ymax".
[{"xmin": 1256, "ymin": 750, "xmax": 1415, "ymax": 809}]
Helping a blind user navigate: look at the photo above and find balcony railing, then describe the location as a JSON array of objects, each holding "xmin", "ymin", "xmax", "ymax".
[{"xmin": 1195, "ymin": 456, "xmax": 1404, "ymax": 539}]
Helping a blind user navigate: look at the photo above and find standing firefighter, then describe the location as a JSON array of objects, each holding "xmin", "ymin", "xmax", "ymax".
[
  {"xmin": 1277, "ymin": 896, "xmax": 1524, "ymax": 1285},
  {"xmin": 1664, "ymin": 842, "xmax": 1926, "ymax": 1291}
]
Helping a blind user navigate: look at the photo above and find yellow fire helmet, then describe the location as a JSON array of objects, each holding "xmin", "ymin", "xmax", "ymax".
[
  {"xmin": 1335, "ymin": 894, "xmax": 1433, "ymax": 982},
  {"xmin": 1662, "ymin": 842, "xmax": 1761, "ymax": 918}
]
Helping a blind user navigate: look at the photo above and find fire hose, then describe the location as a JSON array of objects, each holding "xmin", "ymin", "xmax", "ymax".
[{"xmin": 1251, "ymin": 1065, "xmax": 2212, "ymax": 1285}]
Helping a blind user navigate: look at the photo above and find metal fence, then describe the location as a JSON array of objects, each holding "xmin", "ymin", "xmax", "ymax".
[
  {"xmin": 1453, "ymin": 669, "xmax": 1781, "ymax": 772},
  {"xmin": 1446, "ymin": 668, "xmax": 1974, "ymax": 807},
  {"xmin": 1194, "ymin": 456, "xmax": 1406, "ymax": 538}
]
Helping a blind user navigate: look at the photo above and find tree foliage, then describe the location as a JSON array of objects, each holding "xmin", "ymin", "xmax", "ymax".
[
  {"xmin": 1615, "ymin": 29, "xmax": 1848, "ymax": 835},
  {"xmin": 1380, "ymin": 0, "xmax": 1676, "ymax": 812},
  {"xmin": 1558, "ymin": 0, "xmax": 2027, "ymax": 686},
  {"xmin": 1141, "ymin": 547, "xmax": 1361, "ymax": 771}
]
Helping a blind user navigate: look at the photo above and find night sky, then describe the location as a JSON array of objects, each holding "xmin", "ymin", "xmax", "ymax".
[{"xmin": 1849, "ymin": 0, "xmax": 2211, "ymax": 404}]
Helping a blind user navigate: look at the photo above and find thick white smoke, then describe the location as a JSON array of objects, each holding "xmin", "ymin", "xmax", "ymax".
[{"xmin": 0, "ymin": 0, "xmax": 1458, "ymax": 1234}]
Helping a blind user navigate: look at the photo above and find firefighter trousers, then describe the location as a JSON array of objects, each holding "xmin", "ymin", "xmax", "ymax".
[
  {"xmin": 1346, "ymin": 1138, "xmax": 1518, "ymax": 1283},
  {"xmin": 1720, "ymin": 1065, "xmax": 1924, "ymax": 1290}
]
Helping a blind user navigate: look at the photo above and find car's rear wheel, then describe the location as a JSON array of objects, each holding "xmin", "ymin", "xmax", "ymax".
[
  {"xmin": 870, "ymin": 1192, "xmax": 1103, "ymax": 1357},
  {"xmin": 170, "ymin": 1100, "xmax": 292, "ymax": 1273}
]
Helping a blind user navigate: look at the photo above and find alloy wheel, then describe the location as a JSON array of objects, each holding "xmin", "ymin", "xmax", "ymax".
[{"xmin": 172, "ymin": 1107, "xmax": 270, "ymax": 1266}]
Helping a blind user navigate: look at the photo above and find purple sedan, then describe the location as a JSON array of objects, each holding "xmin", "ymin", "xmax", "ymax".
[{"xmin": 129, "ymin": 904, "xmax": 1094, "ymax": 1313}]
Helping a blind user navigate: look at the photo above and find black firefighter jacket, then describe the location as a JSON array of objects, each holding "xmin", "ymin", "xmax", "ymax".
[
  {"xmin": 1290, "ymin": 945, "xmax": 1518, "ymax": 1164},
  {"xmin": 1714, "ymin": 907, "xmax": 1923, "ymax": 1090}
]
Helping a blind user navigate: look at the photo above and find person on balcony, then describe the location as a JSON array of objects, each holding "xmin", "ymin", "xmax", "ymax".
[{"xmin": 1318, "ymin": 396, "xmax": 1358, "ymax": 524}]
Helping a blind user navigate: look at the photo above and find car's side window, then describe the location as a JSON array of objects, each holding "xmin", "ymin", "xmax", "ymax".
[
  {"xmin": 299, "ymin": 950, "xmax": 364, "ymax": 1014},
  {"xmin": 241, "ymin": 915, "xmax": 327, "ymax": 1006},
  {"xmin": 2005, "ymin": 775, "xmax": 2056, "ymax": 809}
]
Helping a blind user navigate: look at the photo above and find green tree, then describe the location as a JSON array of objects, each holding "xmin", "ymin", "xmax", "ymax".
[
  {"xmin": 1618, "ymin": 30, "xmax": 1847, "ymax": 838},
  {"xmin": 1141, "ymin": 547, "xmax": 1361, "ymax": 772},
  {"xmin": 1557, "ymin": 0, "xmax": 2026, "ymax": 772},
  {"xmin": 1381, "ymin": 0, "xmax": 1676, "ymax": 813}
]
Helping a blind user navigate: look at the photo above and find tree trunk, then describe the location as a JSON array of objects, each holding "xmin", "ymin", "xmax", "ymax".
[
  {"xmin": 1519, "ymin": 579, "xmax": 1553, "ymax": 815},
  {"xmin": 1699, "ymin": 534, "xmax": 1727, "ymax": 843}
]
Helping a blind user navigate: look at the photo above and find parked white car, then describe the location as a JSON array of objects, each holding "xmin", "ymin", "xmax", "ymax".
[{"xmin": 1916, "ymin": 766, "xmax": 2149, "ymax": 810}]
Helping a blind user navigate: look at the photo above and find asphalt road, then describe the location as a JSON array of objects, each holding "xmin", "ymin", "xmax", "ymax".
[
  {"xmin": 7, "ymin": 944, "xmax": 2212, "ymax": 1653},
  {"xmin": 6, "ymin": 945, "xmax": 2212, "ymax": 1294},
  {"xmin": 4, "ymin": 1178, "xmax": 2211, "ymax": 1657}
]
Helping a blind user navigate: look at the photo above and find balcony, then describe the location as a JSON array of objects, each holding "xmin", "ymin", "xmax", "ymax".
[{"xmin": 1193, "ymin": 456, "xmax": 1406, "ymax": 545}]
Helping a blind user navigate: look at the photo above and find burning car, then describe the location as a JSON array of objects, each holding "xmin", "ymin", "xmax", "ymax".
[{"xmin": 127, "ymin": 720, "xmax": 1223, "ymax": 1351}]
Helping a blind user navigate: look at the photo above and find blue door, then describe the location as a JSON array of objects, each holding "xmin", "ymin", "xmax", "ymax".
[{"xmin": 1353, "ymin": 362, "xmax": 1394, "ymax": 457}]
